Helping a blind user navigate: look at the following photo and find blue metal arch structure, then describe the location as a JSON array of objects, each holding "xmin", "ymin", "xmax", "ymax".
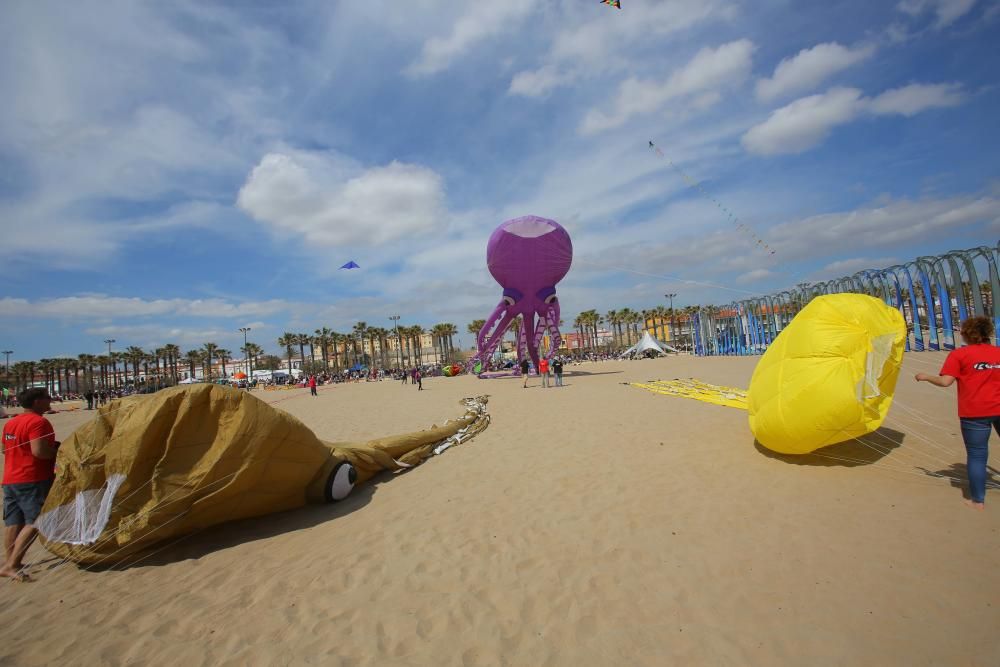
[{"xmin": 694, "ymin": 243, "xmax": 1000, "ymax": 356}]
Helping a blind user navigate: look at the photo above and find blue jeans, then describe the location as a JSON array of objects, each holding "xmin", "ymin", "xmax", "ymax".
[{"xmin": 959, "ymin": 416, "xmax": 998, "ymax": 503}]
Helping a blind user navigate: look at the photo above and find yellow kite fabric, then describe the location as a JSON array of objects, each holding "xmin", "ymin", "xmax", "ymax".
[
  {"xmin": 630, "ymin": 379, "xmax": 748, "ymax": 410},
  {"xmin": 37, "ymin": 384, "xmax": 489, "ymax": 565},
  {"xmin": 747, "ymin": 293, "xmax": 905, "ymax": 455}
]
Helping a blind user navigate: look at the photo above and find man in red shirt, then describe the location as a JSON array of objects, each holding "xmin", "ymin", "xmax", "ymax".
[
  {"xmin": 309, "ymin": 375, "xmax": 318, "ymax": 397},
  {"xmin": 1, "ymin": 388, "xmax": 59, "ymax": 580},
  {"xmin": 916, "ymin": 316, "xmax": 1000, "ymax": 510}
]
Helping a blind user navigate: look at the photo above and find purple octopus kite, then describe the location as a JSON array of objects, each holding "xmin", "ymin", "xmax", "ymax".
[{"xmin": 470, "ymin": 216, "xmax": 573, "ymax": 374}]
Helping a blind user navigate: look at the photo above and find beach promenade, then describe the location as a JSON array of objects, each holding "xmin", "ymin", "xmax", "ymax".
[{"xmin": 2, "ymin": 354, "xmax": 997, "ymax": 666}]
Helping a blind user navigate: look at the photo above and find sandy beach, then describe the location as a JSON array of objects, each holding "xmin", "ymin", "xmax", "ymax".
[{"xmin": 1, "ymin": 353, "xmax": 998, "ymax": 666}]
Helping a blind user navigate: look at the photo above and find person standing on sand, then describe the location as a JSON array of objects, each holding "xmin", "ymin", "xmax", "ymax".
[
  {"xmin": 520, "ymin": 358, "xmax": 530, "ymax": 388},
  {"xmin": 414, "ymin": 368, "xmax": 422, "ymax": 390},
  {"xmin": 916, "ymin": 316, "xmax": 1000, "ymax": 511},
  {"xmin": 1, "ymin": 388, "xmax": 59, "ymax": 581},
  {"xmin": 308, "ymin": 374, "xmax": 317, "ymax": 397},
  {"xmin": 538, "ymin": 357, "xmax": 550, "ymax": 388},
  {"xmin": 553, "ymin": 357, "xmax": 564, "ymax": 387}
]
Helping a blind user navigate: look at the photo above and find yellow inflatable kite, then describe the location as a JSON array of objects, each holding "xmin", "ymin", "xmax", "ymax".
[
  {"xmin": 747, "ymin": 293, "xmax": 905, "ymax": 455},
  {"xmin": 37, "ymin": 384, "xmax": 489, "ymax": 565}
]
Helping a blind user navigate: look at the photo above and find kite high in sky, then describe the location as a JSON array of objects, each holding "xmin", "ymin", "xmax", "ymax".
[
  {"xmin": 601, "ymin": 0, "xmax": 622, "ymax": 8},
  {"xmin": 339, "ymin": 261, "xmax": 360, "ymax": 270}
]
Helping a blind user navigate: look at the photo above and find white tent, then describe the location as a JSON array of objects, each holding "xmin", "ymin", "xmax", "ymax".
[{"xmin": 620, "ymin": 331, "xmax": 679, "ymax": 358}]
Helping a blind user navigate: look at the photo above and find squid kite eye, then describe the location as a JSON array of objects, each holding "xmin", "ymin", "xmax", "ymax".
[
  {"xmin": 503, "ymin": 295, "xmax": 516, "ymax": 306},
  {"xmin": 544, "ymin": 294, "xmax": 558, "ymax": 304},
  {"xmin": 326, "ymin": 462, "xmax": 357, "ymax": 502}
]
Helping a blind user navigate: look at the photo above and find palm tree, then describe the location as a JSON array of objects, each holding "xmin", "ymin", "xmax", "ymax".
[
  {"xmin": 78, "ymin": 353, "xmax": 97, "ymax": 392},
  {"xmin": 367, "ymin": 327, "xmax": 381, "ymax": 367},
  {"xmin": 294, "ymin": 333, "xmax": 310, "ymax": 369},
  {"xmin": 351, "ymin": 322, "xmax": 368, "ymax": 366},
  {"xmin": 314, "ymin": 327, "xmax": 333, "ymax": 371},
  {"xmin": 217, "ymin": 348, "xmax": 231, "ymax": 377},
  {"xmin": 163, "ymin": 343, "xmax": 181, "ymax": 381},
  {"xmin": 278, "ymin": 333, "xmax": 297, "ymax": 374},
  {"xmin": 244, "ymin": 343, "xmax": 264, "ymax": 375},
  {"xmin": 107, "ymin": 352, "xmax": 118, "ymax": 389},
  {"xmin": 430, "ymin": 324, "xmax": 445, "ymax": 363},
  {"xmin": 201, "ymin": 343, "xmax": 219, "ymax": 380},
  {"xmin": 654, "ymin": 305, "xmax": 669, "ymax": 342},
  {"xmin": 410, "ymin": 325, "xmax": 426, "ymax": 364},
  {"xmin": 467, "ymin": 320, "xmax": 485, "ymax": 340},
  {"xmin": 183, "ymin": 349, "xmax": 204, "ymax": 380},
  {"xmin": 126, "ymin": 346, "xmax": 146, "ymax": 385},
  {"xmin": 604, "ymin": 310, "xmax": 619, "ymax": 351},
  {"xmin": 371, "ymin": 327, "xmax": 390, "ymax": 368}
]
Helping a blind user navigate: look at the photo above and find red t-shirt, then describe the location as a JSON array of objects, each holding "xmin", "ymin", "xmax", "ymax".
[
  {"xmin": 940, "ymin": 344, "xmax": 1000, "ymax": 418},
  {"xmin": 539, "ymin": 359, "xmax": 549, "ymax": 373},
  {"xmin": 2, "ymin": 412, "xmax": 57, "ymax": 484}
]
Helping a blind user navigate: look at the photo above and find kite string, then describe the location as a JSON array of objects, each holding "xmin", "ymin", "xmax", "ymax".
[{"xmin": 648, "ymin": 140, "xmax": 775, "ymax": 255}]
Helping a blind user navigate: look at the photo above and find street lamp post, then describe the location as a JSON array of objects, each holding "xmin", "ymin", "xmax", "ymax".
[
  {"xmin": 239, "ymin": 327, "xmax": 252, "ymax": 379},
  {"xmin": 2, "ymin": 350, "xmax": 11, "ymax": 391},
  {"xmin": 389, "ymin": 315, "xmax": 401, "ymax": 368},
  {"xmin": 664, "ymin": 293, "xmax": 677, "ymax": 344},
  {"xmin": 104, "ymin": 339, "xmax": 116, "ymax": 389}
]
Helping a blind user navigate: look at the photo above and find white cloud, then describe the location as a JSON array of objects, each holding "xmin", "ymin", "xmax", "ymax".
[
  {"xmin": 869, "ymin": 82, "xmax": 965, "ymax": 116},
  {"xmin": 768, "ymin": 195, "xmax": 1000, "ymax": 259},
  {"xmin": 508, "ymin": 0, "xmax": 735, "ymax": 97},
  {"xmin": 580, "ymin": 40, "xmax": 755, "ymax": 134},
  {"xmin": 508, "ymin": 66, "xmax": 571, "ymax": 98},
  {"xmin": 755, "ymin": 42, "xmax": 876, "ymax": 102},
  {"xmin": 897, "ymin": 0, "xmax": 978, "ymax": 27},
  {"xmin": 742, "ymin": 87, "xmax": 865, "ymax": 155},
  {"xmin": 237, "ymin": 150, "xmax": 447, "ymax": 246},
  {"xmin": 0, "ymin": 296, "xmax": 291, "ymax": 320},
  {"xmin": 405, "ymin": 0, "xmax": 536, "ymax": 76},
  {"xmin": 814, "ymin": 257, "xmax": 901, "ymax": 278},
  {"xmin": 743, "ymin": 82, "xmax": 966, "ymax": 155}
]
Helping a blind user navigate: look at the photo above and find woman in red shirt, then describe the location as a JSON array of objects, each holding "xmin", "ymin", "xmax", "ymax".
[{"xmin": 916, "ymin": 316, "xmax": 1000, "ymax": 510}]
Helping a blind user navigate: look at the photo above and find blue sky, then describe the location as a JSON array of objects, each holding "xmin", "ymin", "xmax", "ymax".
[{"xmin": 1, "ymin": 0, "xmax": 998, "ymax": 361}]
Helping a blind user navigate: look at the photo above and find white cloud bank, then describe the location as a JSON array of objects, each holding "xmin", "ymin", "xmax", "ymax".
[
  {"xmin": 405, "ymin": 0, "xmax": 536, "ymax": 76},
  {"xmin": 580, "ymin": 39, "xmax": 755, "ymax": 134},
  {"xmin": 742, "ymin": 83, "xmax": 966, "ymax": 155},
  {"xmin": 755, "ymin": 42, "xmax": 876, "ymax": 102},
  {"xmin": 237, "ymin": 150, "xmax": 447, "ymax": 246},
  {"xmin": 897, "ymin": 0, "xmax": 978, "ymax": 28},
  {"xmin": 508, "ymin": 0, "xmax": 735, "ymax": 98}
]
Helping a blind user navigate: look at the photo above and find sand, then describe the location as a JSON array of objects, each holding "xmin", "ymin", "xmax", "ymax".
[{"xmin": 1, "ymin": 354, "xmax": 998, "ymax": 666}]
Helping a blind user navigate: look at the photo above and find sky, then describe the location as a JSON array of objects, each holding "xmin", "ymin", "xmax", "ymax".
[{"xmin": 1, "ymin": 0, "xmax": 999, "ymax": 361}]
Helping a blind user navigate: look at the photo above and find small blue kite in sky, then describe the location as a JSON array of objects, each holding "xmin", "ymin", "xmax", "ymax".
[{"xmin": 339, "ymin": 261, "xmax": 360, "ymax": 269}]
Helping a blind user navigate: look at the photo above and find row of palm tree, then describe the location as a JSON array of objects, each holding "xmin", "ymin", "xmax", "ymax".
[
  {"xmin": 276, "ymin": 322, "xmax": 461, "ymax": 372},
  {"xmin": 5, "ymin": 305, "xmax": 699, "ymax": 395},
  {"xmin": 4, "ymin": 342, "xmax": 232, "ymax": 395}
]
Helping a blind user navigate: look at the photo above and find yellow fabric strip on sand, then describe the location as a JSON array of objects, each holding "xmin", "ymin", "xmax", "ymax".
[{"xmin": 629, "ymin": 379, "xmax": 748, "ymax": 410}]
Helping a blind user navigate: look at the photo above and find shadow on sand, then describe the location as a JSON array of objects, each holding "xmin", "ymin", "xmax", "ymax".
[
  {"xmin": 753, "ymin": 426, "xmax": 907, "ymax": 467},
  {"xmin": 58, "ymin": 471, "xmax": 411, "ymax": 571},
  {"xmin": 913, "ymin": 462, "xmax": 1000, "ymax": 499}
]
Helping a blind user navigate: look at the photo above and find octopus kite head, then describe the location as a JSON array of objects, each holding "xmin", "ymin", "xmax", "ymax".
[{"xmin": 487, "ymin": 215, "xmax": 573, "ymax": 291}]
